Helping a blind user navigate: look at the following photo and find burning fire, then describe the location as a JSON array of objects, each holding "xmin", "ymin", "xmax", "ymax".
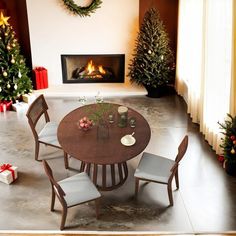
[{"xmin": 86, "ymin": 60, "xmax": 106, "ymax": 75}]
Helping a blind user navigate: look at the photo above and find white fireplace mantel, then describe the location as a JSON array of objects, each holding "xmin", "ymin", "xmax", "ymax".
[{"xmin": 33, "ymin": 83, "xmax": 147, "ymax": 98}]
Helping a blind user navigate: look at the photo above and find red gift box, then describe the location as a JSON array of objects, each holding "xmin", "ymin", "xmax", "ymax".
[
  {"xmin": 0, "ymin": 100, "xmax": 13, "ymax": 112},
  {"xmin": 33, "ymin": 67, "xmax": 48, "ymax": 90}
]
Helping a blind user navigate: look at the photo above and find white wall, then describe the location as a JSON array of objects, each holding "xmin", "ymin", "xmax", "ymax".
[{"xmin": 26, "ymin": 0, "xmax": 139, "ymax": 86}]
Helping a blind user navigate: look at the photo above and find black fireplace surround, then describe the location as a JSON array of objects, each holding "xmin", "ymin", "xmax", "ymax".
[{"xmin": 61, "ymin": 54, "xmax": 125, "ymax": 83}]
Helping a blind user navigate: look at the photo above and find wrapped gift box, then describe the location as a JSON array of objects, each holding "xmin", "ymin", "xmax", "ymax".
[
  {"xmin": 0, "ymin": 100, "xmax": 12, "ymax": 112},
  {"xmin": 33, "ymin": 67, "xmax": 48, "ymax": 90},
  {"xmin": 12, "ymin": 101, "xmax": 29, "ymax": 112},
  {"xmin": 0, "ymin": 164, "xmax": 18, "ymax": 184},
  {"xmin": 22, "ymin": 93, "xmax": 36, "ymax": 104}
]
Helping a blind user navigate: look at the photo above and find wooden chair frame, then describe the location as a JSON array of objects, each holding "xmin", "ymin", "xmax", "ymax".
[
  {"xmin": 26, "ymin": 94, "xmax": 68, "ymax": 168},
  {"xmin": 43, "ymin": 160, "xmax": 101, "ymax": 230},
  {"xmin": 135, "ymin": 135, "xmax": 188, "ymax": 206}
]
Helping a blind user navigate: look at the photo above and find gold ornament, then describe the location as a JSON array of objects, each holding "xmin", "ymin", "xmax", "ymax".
[
  {"xmin": 11, "ymin": 58, "xmax": 15, "ymax": 64},
  {"xmin": 3, "ymin": 71, "xmax": 8, "ymax": 77},
  {"xmin": 231, "ymin": 148, "xmax": 235, "ymax": 154},
  {"xmin": 12, "ymin": 43, "xmax": 16, "ymax": 47},
  {"xmin": 7, "ymin": 83, "xmax": 10, "ymax": 89},
  {"xmin": 0, "ymin": 12, "xmax": 10, "ymax": 27}
]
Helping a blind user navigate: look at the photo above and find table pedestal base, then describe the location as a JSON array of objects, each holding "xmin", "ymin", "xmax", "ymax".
[{"xmin": 80, "ymin": 162, "xmax": 128, "ymax": 191}]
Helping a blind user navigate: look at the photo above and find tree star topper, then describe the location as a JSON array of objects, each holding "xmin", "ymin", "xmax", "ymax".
[{"xmin": 0, "ymin": 12, "xmax": 10, "ymax": 27}]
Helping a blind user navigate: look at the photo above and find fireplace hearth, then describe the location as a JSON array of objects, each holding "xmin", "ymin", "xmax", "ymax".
[{"xmin": 61, "ymin": 54, "xmax": 125, "ymax": 83}]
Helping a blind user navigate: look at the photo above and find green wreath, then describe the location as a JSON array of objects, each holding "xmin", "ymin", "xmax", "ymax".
[{"xmin": 62, "ymin": 0, "xmax": 102, "ymax": 17}]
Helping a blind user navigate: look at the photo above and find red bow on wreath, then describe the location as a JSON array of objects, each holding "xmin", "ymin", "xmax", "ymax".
[{"xmin": 0, "ymin": 164, "xmax": 15, "ymax": 180}]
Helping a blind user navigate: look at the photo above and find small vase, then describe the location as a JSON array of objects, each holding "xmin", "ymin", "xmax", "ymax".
[{"xmin": 97, "ymin": 120, "xmax": 109, "ymax": 140}]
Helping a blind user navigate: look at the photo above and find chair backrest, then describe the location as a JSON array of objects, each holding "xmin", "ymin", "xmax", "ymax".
[
  {"xmin": 175, "ymin": 135, "xmax": 188, "ymax": 164},
  {"xmin": 26, "ymin": 95, "xmax": 50, "ymax": 139},
  {"xmin": 42, "ymin": 160, "xmax": 66, "ymax": 205},
  {"xmin": 26, "ymin": 94, "xmax": 50, "ymax": 128},
  {"xmin": 170, "ymin": 135, "xmax": 188, "ymax": 173}
]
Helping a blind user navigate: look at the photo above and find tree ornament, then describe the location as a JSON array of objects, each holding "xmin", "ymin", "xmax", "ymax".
[
  {"xmin": 7, "ymin": 45, "xmax": 11, "ymax": 50},
  {"xmin": 11, "ymin": 58, "xmax": 15, "ymax": 64},
  {"xmin": 7, "ymin": 83, "xmax": 10, "ymax": 89},
  {"xmin": 12, "ymin": 43, "xmax": 16, "ymax": 47},
  {"xmin": 0, "ymin": 12, "xmax": 10, "ymax": 27},
  {"xmin": 230, "ymin": 135, "xmax": 236, "ymax": 140},
  {"xmin": 161, "ymin": 55, "xmax": 164, "ymax": 60},
  {"xmin": 62, "ymin": 0, "xmax": 102, "ymax": 17},
  {"xmin": 4, "ymin": 32, "xmax": 8, "ymax": 36},
  {"xmin": 3, "ymin": 71, "xmax": 8, "ymax": 77},
  {"xmin": 231, "ymin": 148, "xmax": 235, "ymax": 154},
  {"xmin": 233, "ymin": 140, "xmax": 236, "ymax": 145},
  {"xmin": 18, "ymin": 70, "xmax": 22, "ymax": 78},
  {"xmin": 148, "ymin": 50, "xmax": 152, "ymax": 54},
  {"xmin": 14, "ymin": 84, "xmax": 17, "ymax": 90}
]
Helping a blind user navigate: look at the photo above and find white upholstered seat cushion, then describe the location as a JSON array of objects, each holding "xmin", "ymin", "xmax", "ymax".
[
  {"xmin": 134, "ymin": 152, "xmax": 175, "ymax": 183},
  {"xmin": 58, "ymin": 172, "xmax": 101, "ymax": 207},
  {"xmin": 38, "ymin": 122, "xmax": 60, "ymax": 147}
]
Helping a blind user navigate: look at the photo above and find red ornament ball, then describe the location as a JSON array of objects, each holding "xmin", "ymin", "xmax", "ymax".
[{"xmin": 230, "ymin": 135, "xmax": 236, "ymax": 140}]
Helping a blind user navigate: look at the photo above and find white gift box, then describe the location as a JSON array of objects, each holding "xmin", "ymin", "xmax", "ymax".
[
  {"xmin": 22, "ymin": 93, "xmax": 36, "ymax": 104},
  {"xmin": 12, "ymin": 102, "xmax": 29, "ymax": 112},
  {"xmin": 0, "ymin": 165, "xmax": 18, "ymax": 184}
]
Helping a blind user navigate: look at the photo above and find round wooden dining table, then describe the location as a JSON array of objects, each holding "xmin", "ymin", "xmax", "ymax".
[{"xmin": 57, "ymin": 103, "xmax": 151, "ymax": 191}]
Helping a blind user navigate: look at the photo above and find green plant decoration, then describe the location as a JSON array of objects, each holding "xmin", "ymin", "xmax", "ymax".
[
  {"xmin": 218, "ymin": 114, "xmax": 236, "ymax": 163},
  {"xmin": 62, "ymin": 0, "xmax": 102, "ymax": 17},
  {"xmin": 128, "ymin": 7, "xmax": 175, "ymax": 88},
  {"xmin": 0, "ymin": 12, "xmax": 32, "ymax": 101}
]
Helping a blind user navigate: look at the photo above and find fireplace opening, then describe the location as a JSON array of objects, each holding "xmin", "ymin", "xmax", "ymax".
[{"xmin": 61, "ymin": 54, "xmax": 125, "ymax": 83}]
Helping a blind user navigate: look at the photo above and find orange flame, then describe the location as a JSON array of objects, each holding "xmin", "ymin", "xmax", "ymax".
[
  {"xmin": 86, "ymin": 60, "xmax": 95, "ymax": 74},
  {"xmin": 98, "ymin": 65, "xmax": 106, "ymax": 74}
]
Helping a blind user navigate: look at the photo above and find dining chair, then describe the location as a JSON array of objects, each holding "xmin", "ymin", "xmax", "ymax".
[
  {"xmin": 134, "ymin": 135, "xmax": 188, "ymax": 206},
  {"xmin": 42, "ymin": 160, "xmax": 101, "ymax": 230},
  {"xmin": 26, "ymin": 94, "xmax": 69, "ymax": 168}
]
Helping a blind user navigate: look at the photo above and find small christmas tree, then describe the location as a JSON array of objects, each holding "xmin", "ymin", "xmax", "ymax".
[
  {"xmin": 128, "ymin": 8, "xmax": 174, "ymax": 89},
  {"xmin": 218, "ymin": 114, "xmax": 236, "ymax": 163},
  {"xmin": 0, "ymin": 12, "xmax": 32, "ymax": 101}
]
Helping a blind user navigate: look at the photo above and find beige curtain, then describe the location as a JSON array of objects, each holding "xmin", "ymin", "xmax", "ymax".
[
  {"xmin": 176, "ymin": 0, "xmax": 234, "ymax": 154},
  {"xmin": 231, "ymin": 0, "xmax": 236, "ymax": 116}
]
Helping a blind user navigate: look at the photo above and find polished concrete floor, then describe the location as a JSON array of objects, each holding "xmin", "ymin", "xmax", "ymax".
[{"xmin": 0, "ymin": 94, "xmax": 236, "ymax": 233}]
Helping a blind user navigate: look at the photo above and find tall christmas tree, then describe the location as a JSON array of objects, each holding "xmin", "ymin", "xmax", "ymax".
[
  {"xmin": 0, "ymin": 12, "xmax": 32, "ymax": 101},
  {"xmin": 128, "ymin": 8, "xmax": 174, "ymax": 89}
]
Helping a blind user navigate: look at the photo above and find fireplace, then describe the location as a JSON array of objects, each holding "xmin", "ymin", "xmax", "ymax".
[{"xmin": 61, "ymin": 54, "xmax": 125, "ymax": 83}]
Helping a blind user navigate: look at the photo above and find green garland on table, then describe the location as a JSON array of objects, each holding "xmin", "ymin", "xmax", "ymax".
[{"xmin": 62, "ymin": 0, "xmax": 102, "ymax": 17}]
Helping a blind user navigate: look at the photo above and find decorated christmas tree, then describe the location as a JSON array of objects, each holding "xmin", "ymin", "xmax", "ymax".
[
  {"xmin": 128, "ymin": 8, "xmax": 174, "ymax": 89},
  {"xmin": 0, "ymin": 12, "xmax": 32, "ymax": 101}
]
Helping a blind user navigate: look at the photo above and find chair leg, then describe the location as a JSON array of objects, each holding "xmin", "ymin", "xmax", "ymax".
[
  {"xmin": 95, "ymin": 198, "xmax": 100, "ymax": 219},
  {"xmin": 60, "ymin": 206, "xmax": 67, "ymax": 230},
  {"xmin": 64, "ymin": 152, "xmax": 69, "ymax": 169},
  {"xmin": 175, "ymin": 169, "xmax": 179, "ymax": 189},
  {"xmin": 167, "ymin": 184, "xmax": 173, "ymax": 206},
  {"xmin": 35, "ymin": 142, "xmax": 40, "ymax": 161},
  {"xmin": 135, "ymin": 178, "xmax": 139, "ymax": 197},
  {"xmin": 51, "ymin": 187, "xmax": 55, "ymax": 211}
]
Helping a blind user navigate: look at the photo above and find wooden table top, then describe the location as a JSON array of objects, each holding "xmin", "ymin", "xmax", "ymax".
[{"xmin": 57, "ymin": 103, "xmax": 151, "ymax": 165}]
